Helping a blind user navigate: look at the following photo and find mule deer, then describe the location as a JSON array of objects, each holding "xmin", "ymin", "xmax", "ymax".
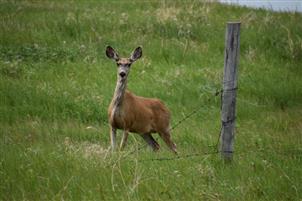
[{"xmin": 106, "ymin": 46, "xmax": 177, "ymax": 154}]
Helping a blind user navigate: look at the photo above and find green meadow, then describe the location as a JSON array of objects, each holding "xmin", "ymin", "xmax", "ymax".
[{"xmin": 1, "ymin": 1, "xmax": 301, "ymax": 200}]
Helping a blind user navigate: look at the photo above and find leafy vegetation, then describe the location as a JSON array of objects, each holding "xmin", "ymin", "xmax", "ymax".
[{"xmin": 1, "ymin": 0, "xmax": 301, "ymax": 200}]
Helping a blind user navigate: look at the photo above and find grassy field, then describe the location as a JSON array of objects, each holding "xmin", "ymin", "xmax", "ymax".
[{"xmin": 1, "ymin": 0, "xmax": 302, "ymax": 200}]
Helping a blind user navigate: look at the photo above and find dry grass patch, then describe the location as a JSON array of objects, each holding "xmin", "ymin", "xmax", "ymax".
[
  {"xmin": 155, "ymin": 7, "xmax": 180, "ymax": 23},
  {"xmin": 64, "ymin": 137, "xmax": 109, "ymax": 159}
]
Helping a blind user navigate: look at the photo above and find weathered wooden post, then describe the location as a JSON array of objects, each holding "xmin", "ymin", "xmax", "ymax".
[{"xmin": 220, "ymin": 22, "xmax": 240, "ymax": 161}]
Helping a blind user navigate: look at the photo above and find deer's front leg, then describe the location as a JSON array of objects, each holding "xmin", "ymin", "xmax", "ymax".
[
  {"xmin": 110, "ymin": 126, "xmax": 117, "ymax": 151},
  {"xmin": 119, "ymin": 130, "xmax": 129, "ymax": 150}
]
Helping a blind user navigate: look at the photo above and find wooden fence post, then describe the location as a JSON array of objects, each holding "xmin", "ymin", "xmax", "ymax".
[{"xmin": 220, "ymin": 22, "xmax": 241, "ymax": 161}]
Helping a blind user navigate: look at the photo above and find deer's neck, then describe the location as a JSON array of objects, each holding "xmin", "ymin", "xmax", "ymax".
[{"xmin": 111, "ymin": 77, "xmax": 127, "ymax": 117}]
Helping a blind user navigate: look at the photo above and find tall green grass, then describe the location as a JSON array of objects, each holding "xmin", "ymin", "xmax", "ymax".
[{"xmin": 1, "ymin": 0, "xmax": 301, "ymax": 200}]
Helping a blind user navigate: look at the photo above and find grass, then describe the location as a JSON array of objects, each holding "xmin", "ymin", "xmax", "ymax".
[{"xmin": 1, "ymin": 0, "xmax": 302, "ymax": 200}]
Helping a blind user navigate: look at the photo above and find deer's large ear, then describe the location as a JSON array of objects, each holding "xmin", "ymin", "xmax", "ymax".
[
  {"xmin": 106, "ymin": 46, "xmax": 119, "ymax": 61},
  {"xmin": 130, "ymin": 47, "xmax": 142, "ymax": 62}
]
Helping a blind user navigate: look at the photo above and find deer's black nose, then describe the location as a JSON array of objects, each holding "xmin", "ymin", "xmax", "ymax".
[{"xmin": 119, "ymin": 72, "xmax": 126, "ymax": 77}]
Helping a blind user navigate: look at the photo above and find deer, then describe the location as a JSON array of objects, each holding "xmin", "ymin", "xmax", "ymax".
[{"xmin": 106, "ymin": 46, "xmax": 177, "ymax": 154}]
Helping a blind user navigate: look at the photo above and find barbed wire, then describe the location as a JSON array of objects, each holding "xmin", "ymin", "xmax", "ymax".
[
  {"xmin": 101, "ymin": 60, "xmax": 287, "ymax": 164},
  {"xmin": 136, "ymin": 146, "xmax": 302, "ymax": 163},
  {"xmin": 102, "ymin": 71, "xmax": 266, "ymax": 163},
  {"xmin": 104, "ymin": 84, "xmax": 300, "ymax": 165},
  {"xmin": 107, "ymin": 145, "xmax": 302, "ymax": 166},
  {"xmin": 138, "ymin": 149, "xmax": 219, "ymax": 162},
  {"xmin": 169, "ymin": 89, "xmax": 221, "ymax": 131},
  {"xmin": 104, "ymin": 88, "xmax": 224, "ymax": 166}
]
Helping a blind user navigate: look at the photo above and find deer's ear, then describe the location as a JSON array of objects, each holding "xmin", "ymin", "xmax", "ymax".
[
  {"xmin": 106, "ymin": 46, "xmax": 119, "ymax": 61},
  {"xmin": 130, "ymin": 47, "xmax": 142, "ymax": 62}
]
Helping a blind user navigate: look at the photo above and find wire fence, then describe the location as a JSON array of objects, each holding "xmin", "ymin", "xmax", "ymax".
[
  {"xmin": 104, "ymin": 88, "xmax": 224, "ymax": 166},
  {"xmin": 103, "ymin": 69, "xmax": 273, "ymax": 163},
  {"xmin": 103, "ymin": 83, "xmax": 301, "ymax": 166}
]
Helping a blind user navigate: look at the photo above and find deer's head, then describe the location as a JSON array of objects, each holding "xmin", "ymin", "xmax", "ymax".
[{"xmin": 106, "ymin": 46, "xmax": 142, "ymax": 80}]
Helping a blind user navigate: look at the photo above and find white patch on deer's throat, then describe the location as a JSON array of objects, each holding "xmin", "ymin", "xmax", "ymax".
[{"xmin": 111, "ymin": 77, "xmax": 127, "ymax": 121}]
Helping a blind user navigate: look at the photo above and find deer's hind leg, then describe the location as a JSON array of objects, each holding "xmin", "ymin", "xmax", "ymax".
[
  {"xmin": 141, "ymin": 133, "xmax": 160, "ymax": 151},
  {"xmin": 158, "ymin": 130, "xmax": 177, "ymax": 154}
]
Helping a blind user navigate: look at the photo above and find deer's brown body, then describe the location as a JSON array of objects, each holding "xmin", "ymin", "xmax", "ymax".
[
  {"xmin": 106, "ymin": 46, "xmax": 177, "ymax": 153},
  {"xmin": 108, "ymin": 90, "xmax": 170, "ymax": 134}
]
